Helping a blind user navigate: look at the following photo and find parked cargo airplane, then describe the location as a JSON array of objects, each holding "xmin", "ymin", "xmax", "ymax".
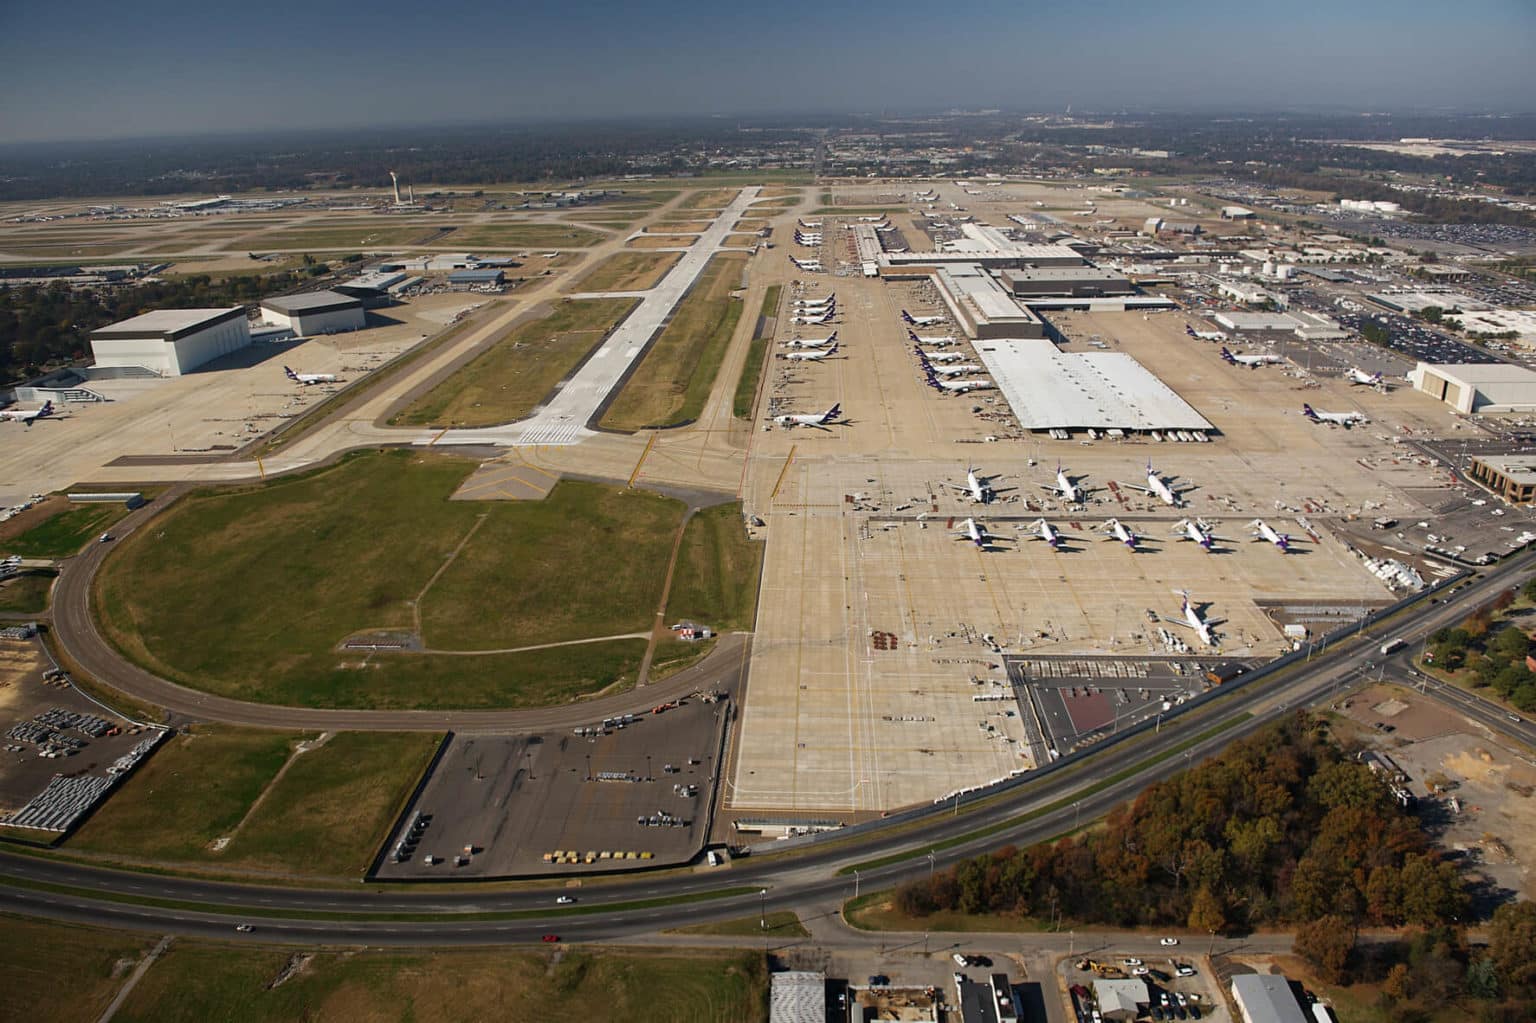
[
  {"xmin": 1171, "ymin": 518, "xmax": 1218, "ymax": 552},
  {"xmin": 942, "ymin": 466, "xmax": 999, "ymax": 504},
  {"xmin": 902, "ymin": 310, "xmax": 946, "ymax": 327},
  {"xmin": 1101, "ymin": 517, "xmax": 1142, "ymax": 550},
  {"xmin": 0, "ymin": 400, "xmax": 54, "ymax": 426},
  {"xmin": 791, "ymin": 310, "xmax": 834, "ymax": 325},
  {"xmin": 1248, "ymin": 518, "xmax": 1297, "ymax": 551},
  {"xmin": 1346, "ymin": 367, "xmax": 1384, "ymax": 386},
  {"xmin": 918, "ymin": 348, "xmax": 967, "ymax": 363},
  {"xmin": 1220, "ymin": 347, "xmax": 1281, "ymax": 369},
  {"xmin": 909, "ymin": 330, "xmax": 958, "ymax": 347},
  {"xmin": 1118, "ymin": 461, "xmax": 1188, "ymax": 507},
  {"xmin": 792, "ymin": 294, "xmax": 835, "ymax": 307},
  {"xmin": 1162, "ymin": 591, "xmax": 1220, "ymax": 648},
  {"xmin": 925, "ymin": 361, "xmax": 986, "ymax": 377},
  {"xmin": 1038, "ymin": 463, "xmax": 1084, "ymax": 504},
  {"xmin": 285, "ymin": 366, "xmax": 337, "ymax": 385},
  {"xmin": 772, "ymin": 403, "xmax": 841, "ymax": 430},
  {"xmin": 1186, "ymin": 326, "xmax": 1228, "ymax": 342},
  {"xmin": 1026, "ymin": 518, "xmax": 1068, "ymax": 550},
  {"xmin": 780, "ymin": 343, "xmax": 838, "ymax": 362},
  {"xmin": 1302, "ymin": 403, "xmax": 1367, "ymax": 427},
  {"xmin": 784, "ymin": 333, "xmax": 836, "ymax": 349},
  {"xmin": 952, "ymin": 517, "xmax": 1007, "ymax": 550},
  {"xmin": 931, "ymin": 376, "xmax": 996, "ymax": 394}
]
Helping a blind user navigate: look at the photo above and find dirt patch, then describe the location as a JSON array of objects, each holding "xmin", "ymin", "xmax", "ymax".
[{"xmin": 0, "ymin": 495, "xmax": 68, "ymax": 544}]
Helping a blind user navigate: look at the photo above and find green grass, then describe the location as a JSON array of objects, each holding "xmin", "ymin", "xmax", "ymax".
[
  {"xmin": 445, "ymin": 223, "xmax": 605, "ymax": 248},
  {"xmin": 3, "ymin": 503, "xmax": 132, "ymax": 558},
  {"xmin": 599, "ymin": 254, "xmax": 746, "ymax": 431},
  {"xmin": 575, "ymin": 251, "xmax": 680, "ymax": 291},
  {"xmin": 392, "ymin": 299, "xmax": 637, "ymax": 428},
  {"xmin": 216, "ymin": 731, "xmax": 439, "ymax": 876},
  {"xmin": 237, "ymin": 226, "xmax": 442, "ymax": 250},
  {"xmin": 843, "ymin": 890, "xmax": 1055, "ymax": 934},
  {"xmin": 70, "ymin": 727, "xmax": 298, "ymax": 861},
  {"xmin": 669, "ymin": 910, "xmax": 809, "ymax": 938},
  {"xmin": 0, "ymin": 915, "xmax": 155, "ymax": 1023},
  {"xmin": 665, "ymin": 503, "xmax": 764, "ymax": 633},
  {"xmin": 0, "ymin": 568, "xmax": 56, "ymax": 612},
  {"xmin": 420, "ymin": 482, "xmax": 684, "ymax": 648},
  {"xmin": 114, "ymin": 945, "xmax": 767, "ymax": 1023},
  {"xmin": 68, "ymin": 729, "xmax": 437, "ymax": 877},
  {"xmin": 732, "ymin": 285, "xmax": 780, "ymax": 418},
  {"xmin": 93, "ymin": 451, "xmax": 664, "ymax": 708}
]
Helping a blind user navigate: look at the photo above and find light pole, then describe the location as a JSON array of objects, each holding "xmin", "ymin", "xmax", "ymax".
[
  {"xmin": 853, "ymin": 869, "xmax": 860, "ymax": 901},
  {"xmin": 759, "ymin": 888, "xmax": 767, "ymax": 931},
  {"xmin": 1073, "ymin": 800, "xmax": 1081, "ymax": 830},
  {"xmin": 928, "ymin": 850, "xmax": 936, "ymax": 882}
]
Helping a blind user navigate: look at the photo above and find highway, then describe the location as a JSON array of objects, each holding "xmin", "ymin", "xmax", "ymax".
[{"xmin": 7, "ymin": 546, "xmax": 1533, "ymax": 944}]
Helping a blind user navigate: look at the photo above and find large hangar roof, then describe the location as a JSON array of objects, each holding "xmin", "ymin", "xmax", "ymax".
[
  {"xmin": 974, "ymin": 338, "xmax": 1213, "ymax": 432},
  {"xmin": 90, "ymin": 307, "xmax": 245, "ymax": 341}
]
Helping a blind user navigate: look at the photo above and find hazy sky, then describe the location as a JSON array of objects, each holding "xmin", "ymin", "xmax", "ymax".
[{"xmin": 2, "ymin": 0, "xmax": 1533, "ymax": 142}]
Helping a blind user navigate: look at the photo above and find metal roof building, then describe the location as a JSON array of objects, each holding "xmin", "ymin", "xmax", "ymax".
[
  {"xmin": 259, "ymin": 290, "xmax": 365, "ymax": 335},
  {"xmin": 1410, "ymin": 361, "xmax": 1536, "ymax": 414},
  {"xmin": 1231, "ymin": 974, "xmax": 1308, "ymax": 1023},
  {"xmin": 447, "ymin": 268, "xmax": 506, "ymax": 287},
  {"xmin": 89, "ymin": 307, "xmax": 250, "ymax": 377},
  {"xmin": 769, "ymin": 971, "xmax": 825, "ymax": 1023},
  {"xmin": 934, "ymin": 264, "xmax": 1045, "ymax": 339},
  {"xmin": 1093, "ymin": 979, "xmax": 1149, "ymax": 1021},
  {"xmin": 999, "ymin": 266, "xmax": 1134, "ymax": 298},
  {"xmin": 973, "ymin": 338, "xmax": 1213, "ymax": 433}
]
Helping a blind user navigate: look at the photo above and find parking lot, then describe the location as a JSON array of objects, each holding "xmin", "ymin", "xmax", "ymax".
[
  {"xmin": 0, "ymin": 637, "xmax": 164, "ymax": 836},
  {"xmin": 373, "ymin": 692, "xmax": 729, "ymax": 879},
  {"xmin": 1063, "ymin": 950, "xmax": 1229, "ymax": 1023}
]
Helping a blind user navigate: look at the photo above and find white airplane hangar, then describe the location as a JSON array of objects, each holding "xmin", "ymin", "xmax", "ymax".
[{"xmin": 972, "ymin": 338, "xmax": 1214, "ymax": 435}]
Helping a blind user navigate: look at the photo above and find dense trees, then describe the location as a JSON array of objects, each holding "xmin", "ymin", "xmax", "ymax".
[
  {"xmin": 1426, "ymin": 594, "xmax": 1536, "ymax": 711},
  {"xmin": 894, "ymin": 715, "xmax": 1467, "ymax": 933},
  {"xmin": 0, "ymin": 271, "xmax": 306, "ymax": 382}
]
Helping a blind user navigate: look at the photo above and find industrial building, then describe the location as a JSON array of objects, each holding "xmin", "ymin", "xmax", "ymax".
[
  {"xmin": 768, "ymin": 971, "xmax": 825, "ymax": 1023},
  {"xmin": 1222, "ymin": 205, "xmax": 1257, "ymax": 219},
  {"xmin": 1231, "ymin": 974, "xmax": 1308, "ymax": 1023},
  {"xmin": 999, "ymin": 266, "xmax": 1134, "ymax": 298},
  {"xmin": 89, "ymin": 308, "xmax": 250, "ymax": 377},
  {"xmin": 974, "ymin": 338, "xmax": 1214, "ymax": 434},
  {"xmin": 1213, "ymin": 279, "xmax": 1278, "ymax": 305},
  {"xmin": 1468, "ymin": 455, "xmax": 1536, "ymax": 504},
  {"xmin": 1409, "ymin": 362, "xmax": 1536, "ymax": 414},
  {"xmin": 258, "ymin": 291, "xmax": 366, "ymax": 335},
  {"xmin": 1092, "ymin": 979, "xmax": 1148, "ymax": 1021},
  {"xmin": 335, "ymin": 271, "xmax": 410, "ymax": 306},
  {"xmin": 881, "ymin": 234, "xmax": 1085, "ymax": 272},
  {"xmin": 447, "ymin": 268, "xmax": 506, "ymax": 289},
  {"xmin": 1214, "ymin": 310, "xmax": 1349, "ymax": 340},
  {"xmin": 934, "ymin": 264, "xmax": 1045, "ymax": 339}
]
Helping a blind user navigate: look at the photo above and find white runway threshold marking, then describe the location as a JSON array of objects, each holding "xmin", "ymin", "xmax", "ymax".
[{"xmin": 426, "ymin": 186, "xmax": 762, "ymax": 450}]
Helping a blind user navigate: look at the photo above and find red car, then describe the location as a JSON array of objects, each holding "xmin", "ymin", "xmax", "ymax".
[{"xmin": 541, "ymin": 934, "xmax": 560, "ymax": 943}]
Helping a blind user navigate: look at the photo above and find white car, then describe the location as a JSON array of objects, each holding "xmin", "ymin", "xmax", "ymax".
[
  {"xmin": 1122, "ymin": 958, "xmax": 1143, "ymax": 967},
  {"xmin": 1160, "ymin": 937, "xmax": 1179, "ymax": 946},
  {"xmin": 1176, "ymin": 965, "xmax": 1197, "ymax": 977},
  {"xmin": 1131, "ymin": 966, "xmax": 1150, "ymax": 976},
  {"xmin": 556, "ymin": 895, "xmax": 575, "ymax": 904}
]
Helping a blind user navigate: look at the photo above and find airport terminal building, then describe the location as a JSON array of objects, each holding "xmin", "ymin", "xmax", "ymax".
[
  {"xmin": 89, "ymin": 308, "xmax": 251, "ymax": 377},
  {"xmin": 259, "ymin": 290, "xmax": 366, "ymax": 335}
]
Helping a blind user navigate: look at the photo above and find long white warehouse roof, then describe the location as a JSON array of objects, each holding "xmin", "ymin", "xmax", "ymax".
[{"xmin": 974, "ymin": 338, "xmax": 1213, "ymax": 432}]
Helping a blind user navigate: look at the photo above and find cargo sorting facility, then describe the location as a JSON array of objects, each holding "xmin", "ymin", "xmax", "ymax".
[{"xmin": 973, "ymin": 337, "xmax": 1214, "ymax": 435}]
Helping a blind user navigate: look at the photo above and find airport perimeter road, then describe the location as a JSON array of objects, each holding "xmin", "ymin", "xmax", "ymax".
[
  {"xmin": 431, "ymin": 186, "xmax": 762, "ymax": 447},
  {"xmin": 9, "ymin": 551, "xmax": 1534, "ymax": 945},
  {"xmin": 49, "ymin": 496, "xmax": 752, "ymax": 730}
]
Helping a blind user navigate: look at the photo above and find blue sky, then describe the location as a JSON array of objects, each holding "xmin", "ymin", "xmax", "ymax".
[{"xmin": 2, "ymin": 0, "xmax": 1533, "ymax": 142}]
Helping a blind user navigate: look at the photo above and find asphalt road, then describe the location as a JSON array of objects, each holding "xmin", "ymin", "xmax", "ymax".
[
  {"xmin": 49, "ymin": 496, "xmax": 752, "ymax": 730},
  {"xmin": 12, "ymin": 533, "xmax": 1532, "ymax": 946}
]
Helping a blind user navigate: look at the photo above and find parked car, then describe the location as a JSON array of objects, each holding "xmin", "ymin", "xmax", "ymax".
[
  {"xmin": 1160, "ymin": 937, "xmax": 1180, "ymax": 946},
  {"xmin": 541, "ymin": 934, "xmax": 560, "ymax": 943}
]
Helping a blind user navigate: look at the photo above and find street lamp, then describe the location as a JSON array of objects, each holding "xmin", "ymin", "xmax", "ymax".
[
  {"xmin": 928, "ymin": 849, "xmax": 936, "ymax": 882},
  {"xmin": 853, "ymin": 869, "xmax": 860, "ymax": 900},
  {"xmin": 759, "ymin": 888, "xmax": 768, "ymax": 931}
]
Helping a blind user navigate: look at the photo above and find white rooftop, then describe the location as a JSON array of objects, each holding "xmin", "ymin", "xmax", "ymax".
[
  {"xmin": 974, "ymin": 338, "xmax": 1213, "ymax": 432},
  {"xmin": 91, "ymin": 307, "xmax": 242, "ymax": 337},
  {"xmin": 770, "ymin": 971, "xmax": 826, "ymax": 1023}
]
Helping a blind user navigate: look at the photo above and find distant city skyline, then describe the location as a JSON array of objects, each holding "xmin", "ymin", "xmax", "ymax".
[{"xmin": 2, "ymin": 0, "xmax": 1533, "ymax": 143}]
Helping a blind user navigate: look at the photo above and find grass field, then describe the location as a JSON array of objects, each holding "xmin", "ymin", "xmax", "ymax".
[
  {"xmin": 3, "ymin": 502, "xmax": 132, "ymax": 558},
  {"xmin": 599, "ymin": 254, "xmax": 746, "ymax": 431},
  {"xmin": 732, "ymin": 286, "xmax": 780, "ymax": 419},
  {"xmin": 669, "ymin": 910, "xmax": 809, "ymax": 938},
  {"xmin": 70, "ymin": 727, "xmax": 299, "ymax": 861},
  {"xmin": 69, "ymin": 728, "xmax": 437, "ymax": 876},
  {"xmin": 392, "ymin": 298, "xmax": 636, "ymax": 427},
  {"xmin": 627, "ymin": 234, "xmax": 694, "ymax": 250},
  {"xmin": 652, "ymin": 219, "xmax": 711, "ymax": 230},
  {"xmin": 235, "ymin": 226, "xmax": 440, "ymax": 250},
  {"xmin": 420, "ymin": 481, "xmax": 684, "ymax": 648},
  {"xmin": 93, "ymin": 452, "xmax": 661, "ymax": 708},
  {"xmin": 575, "ymin": 251, "xmax": 680, "ymax": 292},
  {"xmin": 443, "ymin": 224, "xmax": 605, "ymax": 248},
  {"xmin": 0, "ymin": 568, "xmax": 57, "ymax": 612},
  {"xmin": 114, "ymin": 945, "xmax": 767, "ymax": 1023},
  {"xmin": 842, "ymin": 891, "xmax": 1053, "ymax": 934},
  {"xmin": 678, "ymin": 188, "xmax": 739, "ymax": 211},
  {"xmin": 0, "ymin": 915, "xmax": 154, "ymax": 1023},
  {"xmin": 665, "ymin": 503, "xmax": 764, "ymax": 633}
]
